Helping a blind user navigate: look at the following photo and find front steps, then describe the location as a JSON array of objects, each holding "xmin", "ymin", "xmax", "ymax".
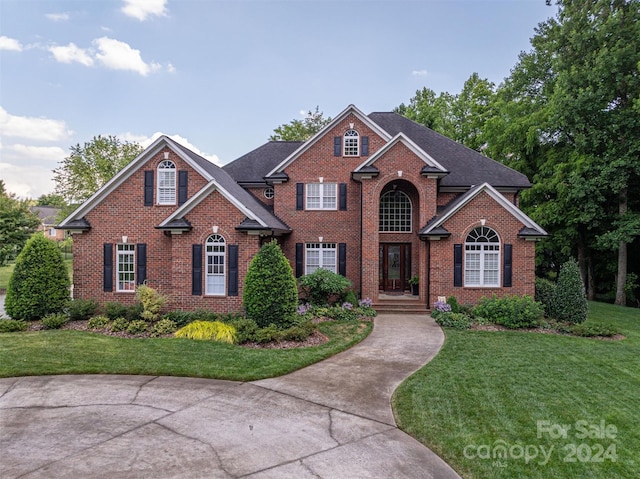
[{"xmin": 374, "ymin": 296, "xmax": 429, "ymax": 315}]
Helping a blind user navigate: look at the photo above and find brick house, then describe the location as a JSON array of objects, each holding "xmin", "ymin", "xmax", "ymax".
[{"xmin": 59, "ymin": 105, "xmax": 546, "ymax": 312}]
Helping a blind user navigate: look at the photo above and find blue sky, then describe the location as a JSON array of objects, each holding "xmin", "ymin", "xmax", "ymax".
[{"xmin": 0, "ymin": 0, "xmax": 556, "ymax": 199}]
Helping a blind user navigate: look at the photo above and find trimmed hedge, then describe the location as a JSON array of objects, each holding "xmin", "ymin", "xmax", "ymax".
[{"xmin": 553, "ymin": 259, "xmax": 588, "ymax": 324}]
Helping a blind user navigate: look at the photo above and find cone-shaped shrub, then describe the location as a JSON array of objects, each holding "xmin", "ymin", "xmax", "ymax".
[
  {"xmin": 243, "ymin": 240, "xmax": 298, "ymax": 329},
  {"xmin": 553, "ymin": 258, "xmax": 589, "ymax": 324},
  {"xmin": 5, "ymin": 234, "xmax": 70, "ymax": 321}
]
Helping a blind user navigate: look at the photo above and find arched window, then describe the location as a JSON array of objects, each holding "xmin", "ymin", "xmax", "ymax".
[
  {"xmin": 465, "ymin": 226, "xmax": 500, "ymax": 287},
  {"xmin": 206, "ymin": 234, "xmax": 226, "ymax": 295},
  {"xmin": 379, "ymin": 190, "xmax": 412, "ymax": 232},
  {"xmin": 343, "ymin": 129, "xmax": 359, "ymax": 156},
  {"xmin": 157, "ymin": 160, "xmax": 176, "ymax": 205}
]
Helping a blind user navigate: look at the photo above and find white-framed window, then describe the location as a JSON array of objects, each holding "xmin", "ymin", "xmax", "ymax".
[
  {"xmin": 305, "ymin": 243, "xmax": 337, "ymax": 274},
  {"xmin": 116, "ymin": 243, "xmax": 135, "ymax": 292},
  {"xmin": 306, "ymin": 183, "xmax": 337, "ymax": 210},
  {"xmin": 379, "ymin": 190, "xmax": 412, "ymax": 232},
  {"xmin": 157, "ymin": 160, "xmax": 176, "ymax": 205},
  {"xmin": 344, "ymin": 129, "xmax": 359, "ymax": 156},
  {"xmin": 263, "ymin": 187, "xmax": 274, "ymax": 199},
  {"xmin": 465, "ymin": 226, "xmax": 500, "ymax": 287},
  {"xmin": 206, "ymin": 234, "xmax": 226, "ymax": 295},
  {"xmin": 48, "ymin": 228, "xmax": 56, "ymax": 237}
]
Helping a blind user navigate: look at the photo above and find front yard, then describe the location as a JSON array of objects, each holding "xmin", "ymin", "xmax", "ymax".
[{"xmin": 393, "ymin": 302, "xmax": 640, "ymax": 479}]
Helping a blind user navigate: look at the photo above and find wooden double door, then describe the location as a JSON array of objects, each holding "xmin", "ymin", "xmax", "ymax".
[{"xmin": 379, "ymin": 243, "xmax": 411, "ymax": 292}]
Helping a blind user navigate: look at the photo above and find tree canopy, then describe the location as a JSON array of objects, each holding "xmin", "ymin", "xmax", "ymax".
[
  {"xmin": 0, "ymin": 180, "xmax": 40, "ymax": 266},
  {"xmin": 269, "ymin": 106, "xmax": 332, "ymax": 141},
  {"xmin": 53, "ymin": 135, "xmax": 143, "ymax": 204}
]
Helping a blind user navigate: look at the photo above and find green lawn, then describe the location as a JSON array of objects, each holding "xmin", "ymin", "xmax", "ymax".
[
  {"xmin": 0, "ymin": 320, "xmax": 371, "ymax": 381},
  {"xmin": 393, "ymin": 302, "xmax": 640, "ymax": 479}
]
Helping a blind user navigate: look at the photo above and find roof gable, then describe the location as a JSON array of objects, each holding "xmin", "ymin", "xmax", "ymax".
[
  {"xmin": 266, "ymin": 104, "xmax": 392, "ymax": 177},
  {"xmin": 419, "ymin": 183, "xmax": 547, "ymax": 238}
]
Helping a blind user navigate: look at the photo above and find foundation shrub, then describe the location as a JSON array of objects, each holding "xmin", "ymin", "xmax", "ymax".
[
  {"xmin": 473, "ymin": 295, "xmax": 544, "ymax": 329},
  {"xmin": 88, "ymin": 315, "xmax": 111, "ymax": 329},
  {"xmin": 222, "ymin": 317, "xmax": 259, "ymax": 344},
  {"xmin": 136, "ymin": 284, "xmax": 167, "ymax": 322},
  {"xmin": 67, "ymin": 299, "xmax": 99, "ymax": 322},
  {"xmin": 447, "ymin": 296, "xmax": 461, "ymax": 313},
  {"xmin": 553, "ymin": 259, "xmax": 589, "ymax": 324},
  {"xmin": 126, "ymin": 319, "xmax": 149, "ymax": 335},
  {"xmin": 41, "ymin": 312, "xmax": 69, "ymax": 330},
  {"xmin": 161, "ymin": 310, "xmax": 198, "ymax": 328},
  {"xmin": 298, "ymin": 268, "xmax": 352, "ymax": 306},
  {"xmin": 434, "ymin": 312, "xmax": 472, "ymax": 330},
  {"xmin": 105, "ymin": 302, "xmax": 143, "ymax": 321},
  {"xmin": 535, "ymin": 277, "xmax": 557, "ymax": 318},
  {"xmin": 281, "ymin": 320, "xmax": 316, "ymax": 341},
  {"xmin": 110, "ymin": 317, "xmax": 129, "ymax": 332},
  {"xmin": 0, "ymin": 319, "xmax": 29, "ymax": 332},
  {"xmin": 342, "ymin": 290, "xmax": 358, "ymax": 306},
  {"xmin": 150, "ymin": 318, "xmax": 178, "ymax": 337}
]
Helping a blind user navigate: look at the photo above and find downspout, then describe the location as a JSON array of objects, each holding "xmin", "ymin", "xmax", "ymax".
[
  {"xmin": 359, "ymin": 180, "xmax": 363, "ymax": 297},
  {"xmin": 426, "ymin": 239, "xmax": 431, "ymax": 309}
]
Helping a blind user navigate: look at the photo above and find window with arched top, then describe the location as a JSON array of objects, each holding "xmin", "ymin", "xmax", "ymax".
[
  {"xmin": 465, "ymin": 226, "xmax": 500, "ymax": 287},
  {"xmin": 343, "ymin": 129, "xmax": 359, "ymax": 156},
  {"xmin": 157, "ymin": 160, "xmax": 176, "ymax": 205},
  {"xmin": 379, "ymin": 190, "xmax": 412, "ymax": 232},
  {"xmin": 205, "ymin": 234, "xmax": 226, "ymax": 295}
]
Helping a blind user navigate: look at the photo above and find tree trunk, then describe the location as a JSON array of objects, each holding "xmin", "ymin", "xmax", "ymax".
[
  {"xmin": 615, "ymin": 188, "xmax": 628, "ymax": 306},
  {"xmin": 577, "ymin": 232, "xmax": 589, "ymax": 297},
  {"xmin": 587, "ymin": 254, "xmax": 596, "ymax": 301}
]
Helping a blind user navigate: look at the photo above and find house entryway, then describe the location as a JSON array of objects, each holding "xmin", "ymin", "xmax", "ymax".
[{"xmin": 379, "ymin": 243, "xmax": 411, "ymax": 293}]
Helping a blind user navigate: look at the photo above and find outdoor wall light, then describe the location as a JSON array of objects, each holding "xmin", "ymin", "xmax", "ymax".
[
  {"xmin": 398, "ymin": 170, "xmax": 403, "ymax": 177},
  {"xmin": 480, "ymin": 219, "xmax": 486, "ymax": 226},
  {"xmin": 319, "ymin": 236, "xmax": 323, "ymax": 243},
  {"xmin": 122, "ymin": 236, "xmax": 128, "ymax": 243},
  {"xmin": 164, "ymin": 151, "xmax": 170, "ymax": 160},
  {"xmin": 212, "ymin": 225, "xmax": 219, "ymax": 234},
  {"xmin": 319, "ymin": 177, "xmax": 324, "ymax": 183}
]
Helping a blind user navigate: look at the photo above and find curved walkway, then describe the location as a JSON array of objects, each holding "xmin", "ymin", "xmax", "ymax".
[{"xmin": 0, "ymin": 314, "xmax": 461, "ymax": 478}]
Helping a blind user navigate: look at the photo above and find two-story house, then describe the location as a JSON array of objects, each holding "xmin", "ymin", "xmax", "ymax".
[{"xmin": 59, "ymin": 105, "xmax": 546, "ymax": 312}]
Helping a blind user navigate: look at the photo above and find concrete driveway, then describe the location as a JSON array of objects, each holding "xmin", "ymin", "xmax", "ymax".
[{"xmin": 0, "ymin": 314, "xmax": 461, "ymax": 478}]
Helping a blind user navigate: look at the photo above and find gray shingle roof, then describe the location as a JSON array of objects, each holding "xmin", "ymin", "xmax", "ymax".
[
  {"xmin": 367, "ymin": 112, "xmax": 531, "ymax": 189},
  {"xmin": 223, "ymin": 141, "xmax": 303, "ymax": 184}
]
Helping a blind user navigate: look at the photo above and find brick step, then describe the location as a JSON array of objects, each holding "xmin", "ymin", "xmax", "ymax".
[{"xmin": 373, "ymin": 301, "xmax": 429, "ymax": 315}]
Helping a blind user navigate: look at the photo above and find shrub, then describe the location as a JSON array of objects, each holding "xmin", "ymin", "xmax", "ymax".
[
  {"xmin": 281, "ymin": 321, "xmax": 316, "ymax": 341},
  {"xmin": 151, "ymin": 318, "xmax": 178, "ymax": 337},
  {"xmin": 0, "ymin": 319, "xmax": 28, "ymax": 333},
  {"xmin": 434, "ymin": 312, "xmax": 472, "ymax": 330},
  {"xmin": 472, "ymin": 295, "xmax": 544, "ymax": 329},
  {"xmin": 126, "ymin": 320, "xmax": 149, "ymax": 335},
  {"xmin": 136, "ymin": 284, "xmax": 167, "ymax": 322},
  {"xmin": 326, "ymin": 304, "xmax": 358, "ymax": 321},
  {"xmin": 161, "ymin": 310, "xmax": 198, "ymax": 328},
  {"xmin": 552, "ymin": 259, "xmax": 589, "ymax": 324},
  {"xmin": 447, "ymin": 296, "xmax": 461, "ymax": 313},
  {"xmin": 244, "ymin": 240, "xmax": 298, "ymax": 329},
  {"xmin": 223, "ymin": 317, "xmax": 259, "ymax": 344},
  {"xmin": 175, "ymin": 320, "xmax": 237, "ymax": 344},
  {"xmin": 41, "ymin": 313, "xmax": 69, "ymax": 330},
  {"xmin": 88, "ymin": 315, "xmax": 111, "ymax": 329},
  {"xmin": 298, "ymin": 268, "xmax": 352, "ymax": 306},
  {"xmin": 105, "ymin": 302, "xmax": 143, "ymax": 321},
  {"xmin": 67, "ymin": 299, "xmax": 99, "ymax": 321},
  {"xmin": 110, "ymin": 317, "xmax": 129, "ymax": 332},
  {"xmin": 535, "ymin": 277, "xmax": 557, "ymax": 318},
  {"xmin": 253, "ymin": 324, "xmax": 284, "ymax": 343},
  {"xmin": 565, "ymin": 322, "xmax": 620, "ymax": 338},
  {"xmin": 342, "ymin": 290, "xmax": 358, "ymax": 306},
  {"xmin": 5, "ymin": 234, "xmax": 71, "ymax": 321}
]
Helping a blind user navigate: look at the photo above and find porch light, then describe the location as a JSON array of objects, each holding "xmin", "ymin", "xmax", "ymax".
[
  {"xmin": 319, "ymin": 236, "xmax": 323, "ymax": 243},
  {"xmin": 480, "ymin": 219, "xmax": 486, "ymax": 226},
  {"xmin": 212, "ymin": 225, "xmax": 219, "ymax": 234},
  {"xmin": 398, "ymin": 170, "xmax": 403, "ymax": 177},
  {"xmin": 319, "ymin": 177, "xmax": 324, "ymax": 183},
  {"xmin": 122, "ymin": 236, "xmax": 128, "ymax": 243}
]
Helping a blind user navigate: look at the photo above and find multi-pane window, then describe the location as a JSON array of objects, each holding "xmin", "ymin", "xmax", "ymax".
[
  {"xmin": 465, "ymin": 226, "xmax": 500, "ymax": 287},
  {"xmin": 263, "ymin": 187, "xmax": 274, "ymax": 199},
  {"xmin": 157, "ymin": 160, "xmax": 176, "ymax": 205},
  {"xmin": 379, "ymin": 191, "xmax": 412, "ymax": 232},
  {"xmin": 305, "ymin": 243, "xmax": 337, "ymax": 274},
  {"xmin": 306, "ymin": 183, "xmax": 337, "ymax": 210},
  {"xmin": 343, "ymin": 129, "xmax": 359, "ymax": 156},
  {"xmin": 117, "ymin": 244, "xmax": 135, "ymax": 292},
  {"xmin": 206, "ymin": 234, "xmax": 226, "ymax": 295}
]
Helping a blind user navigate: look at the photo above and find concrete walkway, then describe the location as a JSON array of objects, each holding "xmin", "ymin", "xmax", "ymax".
[{"xmin": 0, "ymin": 315, "xmax": 461, "ymax": 479}]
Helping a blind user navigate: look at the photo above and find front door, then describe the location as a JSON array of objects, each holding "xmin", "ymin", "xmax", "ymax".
[{"xmin": 379, "ymin": 243, "xmax": 411, "ymax": 292}]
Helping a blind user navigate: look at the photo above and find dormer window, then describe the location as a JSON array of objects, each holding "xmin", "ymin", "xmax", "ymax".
[
  {"xmin": 157, "ymin": 160, "xmax": 176, "ymax": 205},
  {"xmin": 343, "ymin": 129, "xmax": 359, "ymax": 156}
]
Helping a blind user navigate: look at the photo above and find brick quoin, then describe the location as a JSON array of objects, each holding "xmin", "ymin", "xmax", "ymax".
[{"xmin": 67, "ymin": 109, "xmax": 542, "ymax": 314}]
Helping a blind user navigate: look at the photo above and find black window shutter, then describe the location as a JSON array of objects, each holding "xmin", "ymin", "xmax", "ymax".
[
  {"xmin": 503, "ymin": 244, "xmax": 513, "ymax": 288},
  {"xmin": 339, "ymin": 183, "xmax": 347, "ymax": 211},
  {"xmin": 296, "ymin": 183, "xmax": 304, "ymax": 210},
  {"xmin": 192, "ymin": 244, "xmax": 202, "ymax": 296},
  {"xmin": 334, "ymin": 136, "xmax": 341, "ymax": 156},
  {"xmin": 361, "ymin": 136, "xmax": 369, "ymax": 156},
  {"xmin": 228, "ymin": 245, "xmax": 239, "ymax": 296},
  {"xmin": 295, "ymin": 243, "xmax": 303, "ymax": 278},
  {"xmin": 454, "ymin": 244, "xmax": 463, "ymax": 287},
  {"xmin": 178, "ymin": 170, "xmax": 188, "ymax": 206},
  {"xmin": 339, "ymin": 243, "xmax": 347, "ymax": 277},
  {"xmin": 136, "ymin": 243, "xmax": 147, "ymax": 285},
  {"xmin": 144, "ymin": 171, "xmax": 154, "ymax": 206},
  {"xmin": 103, "ymin": 243, "xmax": 113, "ymax": 292}
]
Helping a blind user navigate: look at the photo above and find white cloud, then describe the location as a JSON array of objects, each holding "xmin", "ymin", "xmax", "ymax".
[
  {"xmin": 46, "ymin": 12, "xmax": 70, "ymax": 22},
  {"xmin": 121, "ymin": 131, "xmax": 222, "ymax": 166},
  {"xmin": 0, "ymin": 162, "xmax": 56, "ymax": 199},
  {"xmin": 0, "ymin": 35, "xmax": 23, "ymax": 52},
  {"xmin": 121, "ymin": 0, "xmax": 168, "ymax": 21},
  {"xmin": 5, "ymin": 144, "xmax": 66, "ymax": 163},
  {"xmin": 0, "ymin": 107, "xmax": 72, "ymax": 142},
  {"xmin": 48, "ymin": 43, "xmax": 94, "ymax": 66},
  {"xmin": 167, "ymin": 63, "xmax": 176, "ymax": 73},
  {"xmin": 94, "ymin": 37, "xmax": 161, "ymax": 76},
  {"xmin": 412, "ymin": 69, "xmax": 429, "ymax": 77}
]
